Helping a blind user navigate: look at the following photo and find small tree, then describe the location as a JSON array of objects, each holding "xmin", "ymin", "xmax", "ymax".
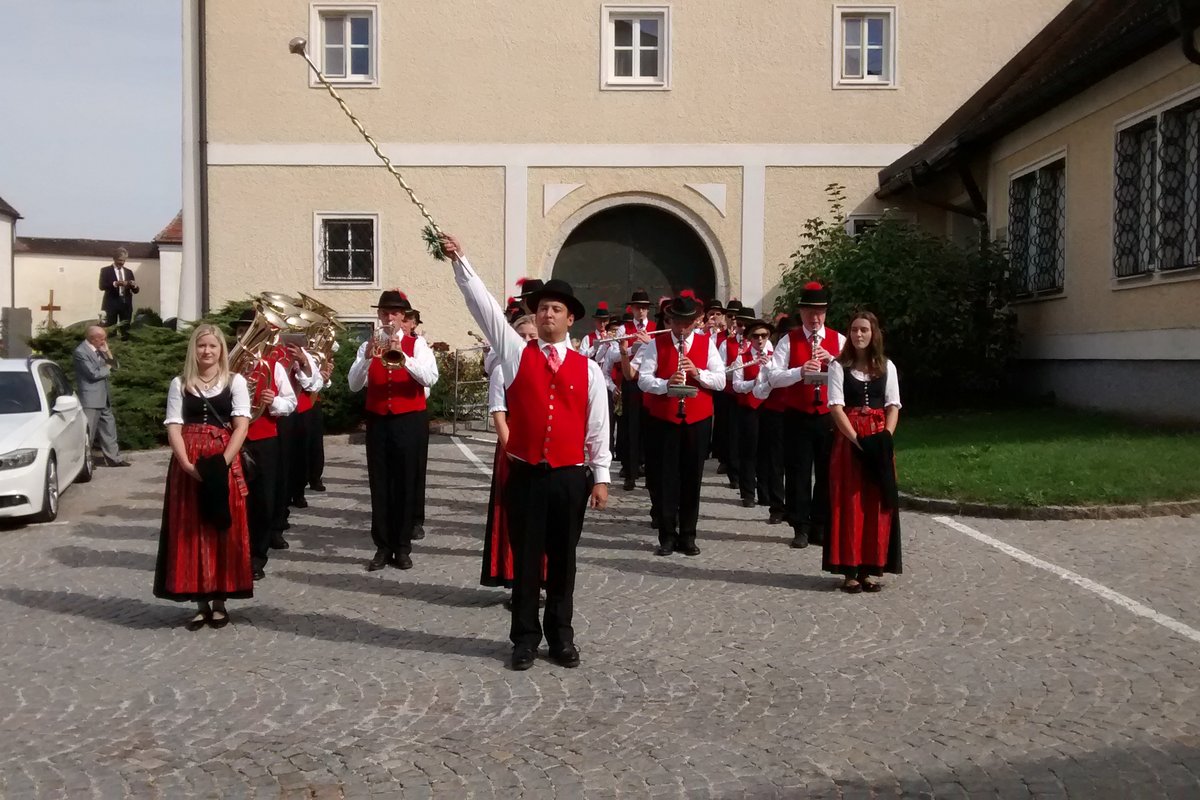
[{"xmin": 774, "ymin": 184, "xmax": 1020, "ymax": 406}]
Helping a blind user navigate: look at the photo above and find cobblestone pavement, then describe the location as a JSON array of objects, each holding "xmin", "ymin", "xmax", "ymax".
[{"xmin": 2, "ymin": 435, "xmax": 1199, "ymax": 799}]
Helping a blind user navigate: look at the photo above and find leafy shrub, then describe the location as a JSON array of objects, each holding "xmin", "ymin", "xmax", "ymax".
[{"xmin": 774, "ymin": 184, "xmax": 1020, "ymax": 406}]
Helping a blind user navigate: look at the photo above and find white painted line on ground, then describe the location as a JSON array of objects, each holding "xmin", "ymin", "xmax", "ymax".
[
  {"xmin": 451, "ymin": 436, "xmax": 492, "ymax": 478},
  {"xmin": 934, "ymin": 515, "xmax": 1200, "ymax": 646}
]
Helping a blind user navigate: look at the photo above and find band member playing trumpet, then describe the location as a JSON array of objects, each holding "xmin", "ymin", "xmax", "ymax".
[
  {"xmin": 764, "ymin": 282, "xmax": 845, "ymax": 549},
  {"xmin": 637, "ymin": 291, "xmax": 725, "ymax": 557},
  {"xmin": 286, "ymin": 341, "xmax": 325, "ymax": 513},
  {"xmin": 347, "ymin": 290, "xmax": 439, "ymax": 572},
  {"xmin": 731, "ymin": 318, "xmax": 774, "ymax": 510},
  {"xmin": 440, "ymin": 234, "xmax": 610, "ymax": 673},
  {"xmin": 231, "ymin": 309, "xmax": 297, "ymax": 580}
]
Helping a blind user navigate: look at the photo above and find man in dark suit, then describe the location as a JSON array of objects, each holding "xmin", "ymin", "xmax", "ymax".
[
  {"xmin": 98, "ymin": 247, "xmax": 139, "ymax": 340},
  {"xmin": 72, "ymin": 325, "xmax": 129, "ymax": 467}
]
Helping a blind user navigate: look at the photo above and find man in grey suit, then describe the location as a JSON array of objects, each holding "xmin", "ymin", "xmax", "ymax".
[{"xmin": 72, "ymin": 325, "xmax": 130, "ymax": 467}]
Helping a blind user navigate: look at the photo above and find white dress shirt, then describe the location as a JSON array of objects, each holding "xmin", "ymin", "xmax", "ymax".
[
  {"xmin": 579, "ymin": 328, "xmax": 607, "ymax": 359},
  {"xmin": 164, "ymin": 374, "xmax": 251, "ymax": 426},
  {"xmin": 765, "ymin": 325, "xmax": 847, "ymax": 389},
  {"xmin": 731, "ymin": 341, "xmax": 774, "ymax": 395},
  {"xmin": 346, "ymin": 336, "xmax": 440, "ymax": 393},
  {"xmin": 288, "ymin": 349, "xmax": 326, "ymax": 395},
  {"xmin": 452, "ymin": 255, "xmax": 611, "ymax": 484},
  {"xmin": 487, "ymin": 364, "xmax": 507, "ymax": 414},
  {"xmin": 636, "ymin": 330, "xmax": 727, "ymax": 394},
  {"xmin": 267, "ymin": 362, "xmax": 298, "ymax": 416},
  {"xmin": 827, "ymin": 360, "xmax": 902, "ymax": 409}
]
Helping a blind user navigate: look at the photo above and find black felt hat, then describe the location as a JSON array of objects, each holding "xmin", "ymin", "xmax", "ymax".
[
  {"xmin": 744, "ymin": 318, "xmax": 775, "ymax": 338},
  {"xmin": 797, "ymin": 282, "xmax": 830, "ymax": 308},
  {"xmin": 725, "ymin": 299, "xmax": 744, "ymax": 315},
  {"xmin": 371, "ymin": 289, "xmax": 412, "ymax": 311},
  {"xmin": 665, "ymin": 290, "xmax": 704, "ymax": 320},
  {"xmin": 235, "ymin": 308, "xmax": 255, "ymax": 324},
  {"xmin": 704, "ymin": 298, "xmax": 725, "ymax": 314},
  {"xmin": 516, "ymin": 278, "xmax": 544, "ymax": 299},
  {"xmin": 592, "ymin": 301, "xmax": 612, "ymax": 318},
  {"xmin": 735, "ymin": 305, "xmax": 757, "ymax": 322},
  {"xmin": 628, "ymin": 289, "xmax": 652, "ymax": 306},
  {"xmin": 525, "ymin": 278, "xmax": 586, "ymax": 320}
]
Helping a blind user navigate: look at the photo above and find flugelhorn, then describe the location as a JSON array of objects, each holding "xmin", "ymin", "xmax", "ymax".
[{"xmin": 372, "ymin": 324, "xmax": 406, "ymax": 369}]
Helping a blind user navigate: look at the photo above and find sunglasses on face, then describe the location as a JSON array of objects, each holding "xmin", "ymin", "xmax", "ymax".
[{"xmin": 749, "ymin": 333, "xmax": 770, "ymax": 339}]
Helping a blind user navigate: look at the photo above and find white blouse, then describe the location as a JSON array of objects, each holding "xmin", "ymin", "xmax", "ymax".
[
  {"xmin": 487, "ymin": 364, "xmax": 507, "ymax": 414},
  {"xmin": 164, "ymin": 374, "xmax": 252, "ymax": 425},
  {"xmin": 826, "ymin": 360, "xmax": 901, "ymax": 409}
]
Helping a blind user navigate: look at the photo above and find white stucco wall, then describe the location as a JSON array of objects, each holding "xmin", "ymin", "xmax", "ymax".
[
  {"xmin": 0, "ymin": 216, "xmax": 13, "ymax": 308},
  {"xmin": 14, "ymin": 253, "xmax": 161, "ymax": 330}
]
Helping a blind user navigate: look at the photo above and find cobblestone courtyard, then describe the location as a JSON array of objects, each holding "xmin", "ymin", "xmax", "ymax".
[{"xmin": 2, "ymin": 436, "xmax": 1199, "ymax": 799}]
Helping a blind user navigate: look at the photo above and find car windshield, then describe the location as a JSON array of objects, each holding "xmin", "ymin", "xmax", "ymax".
[{"xmin": 0, "ymin": 372, "xmax": 42, "ymax": 414}]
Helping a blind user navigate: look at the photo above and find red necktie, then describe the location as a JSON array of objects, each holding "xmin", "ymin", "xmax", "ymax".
[{"xmin": 544, "ymin": 345, "xmax": 561, "ymax": 374}]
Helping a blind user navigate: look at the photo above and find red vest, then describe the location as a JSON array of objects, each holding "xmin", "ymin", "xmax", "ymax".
[
  {"xmin": 646, "ymin": 332, "xmax": 716, "ymax": 425},
  {"xmin": 246, "ymin": 358, "xmax": 280, "ymax": 441},
  {"xmin": 582, "ymin": 329, "xmax": 605, "ymax": 353},
  {"xmin": 723, "ymin": 336, "xmax": 744, "ymax": 394},
  {"xmin": 623, "ymin": 319, "xmax": 657, "ymax": 335},
  {"xmin": 364, "ymin": 336, "xmax": 427, "ymax": 416},
  {"xmin": 285, "ymin": 348, "xmax": 315, "ymax": 414},
  {"xmin": 505, "ymin": 342, "xmax": 588, "ymax": 467},
  {"xmin": 735, "ymin": 348, "xmax": 768, "ymax": 410},
  {"xmin": 782, "ymin": 328, "xmax": 842, "ymax": 414}
]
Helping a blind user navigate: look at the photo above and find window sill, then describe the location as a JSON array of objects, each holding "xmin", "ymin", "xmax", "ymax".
[
  {"xmin": 309, "ymin": 77, "xmax": 380, "ymax": 89},
  {"xmin": 1010, "ymin": 290, "xmax": 1066, "ymax": 306},
  {"xmin": 601, "ymin": 81, "xmax": 671, "ymax": 92},
  {"xmin": 1112, "ymin": 266, "xmax": 1200, "ymax": 291},
  {"xmin": 832, "ymin": 81, "xmax": 898, "ymax": 90},
  {"xmin": 314, "ymin": 282, "xmax": 381, "ymax": 291}
]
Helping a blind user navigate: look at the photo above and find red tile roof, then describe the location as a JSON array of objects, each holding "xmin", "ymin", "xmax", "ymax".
[{"xmin": 154, "ymin": 211, "xmax": 183, "ymax": 244}]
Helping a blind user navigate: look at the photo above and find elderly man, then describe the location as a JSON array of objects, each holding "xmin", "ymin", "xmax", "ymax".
[
  {"xmin": 72, "ymin": 325, "xmax": 129, "ymax": 467},
  {"xmin": 98, "ymin": 247, "xmax": 139, "ymax": 340}
]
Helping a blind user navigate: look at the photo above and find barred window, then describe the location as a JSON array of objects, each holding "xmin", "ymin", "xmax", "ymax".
[
  {"xmin": 1114, "ymin": 121, "xmax": 1158, "ymax": 277},
  {"xmin": 1008, "ymin": 159, "xmax": 1066, "ymax": 296},
  {"xmin": 1157, "ymin": 99, "xmax": 1200, "ymax": 271},
  {"xmin": 318, "ymin": 217, "xmax": 376, "ymax": 284}
]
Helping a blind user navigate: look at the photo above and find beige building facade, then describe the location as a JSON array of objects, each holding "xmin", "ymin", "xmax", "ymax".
[
  {"xmin": 877, "ymin": 0, "xmax": 1200, "ymax": 419},
  {"xmin": 187, "ymin": 0, "xmax": 1070, "ymax": 342}
]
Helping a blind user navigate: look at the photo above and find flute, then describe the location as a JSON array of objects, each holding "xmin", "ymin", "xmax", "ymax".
[{"xmin": 591, "ymin": 328, "xmax": 672, "ymax": 345}]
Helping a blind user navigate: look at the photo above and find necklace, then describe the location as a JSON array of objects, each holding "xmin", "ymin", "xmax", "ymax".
[{"xmin": 197, "ymin": 370, "xmax": 219, "ymax": 389}]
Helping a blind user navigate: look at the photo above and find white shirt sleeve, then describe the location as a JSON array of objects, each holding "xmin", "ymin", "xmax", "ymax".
[
  {"xmin": 827, "ymin": 360, "xmax": 846, "ymax": 408},
  {"xmin": 885, "ymin": 360, "xmax": 902, "ymax": 408},
  {"xmin": 585, "ymin": 360, "xmax": 612, "ymax": 484},
  {"xmin": 270, "ymin": 362, "xmax": 297, "ymax": 416},
  {"xmin": 765, "ymin": 334, "xmax": 805, "ymax": 389},
  {"xmin": 452, "ymin": 255, "xmax": 525, "ymax": 388},
  {"xmin": 347, "ymin": 341, "xmax": 370, "ymax": 393},
  {"xmin": 230, "ymin": 373, "xmax": 252, "ymax": 418},
  {"xmin": 482, "ymin": 348, "xmax": 498, "ymax": 376},
  {"xmin": 293, "ymin": 350, "xmax": 324, "ymax": 392},
  {"xmin": 404, "ymin": 336, "xmax": 440, "ymax": 387},
  {"xmin": 487, "ymin": 365, "xmax": 507, "ymax": 414},
  {"xmin": 695, "ymin": 335, "xmax": 727, "ymax": 392},
  {"xmin": 636, "ymin": 340, "xmax": 667, "ymax": 395},
  {"xmin": 752, "ymin": 369, "xmax": 773, "ymax": 401},
  {"xmin": 163, "ymin": 376, "xmax": 184, "ymax": 425}
]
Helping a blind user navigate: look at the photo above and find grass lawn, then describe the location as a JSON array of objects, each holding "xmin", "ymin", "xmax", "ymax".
[{"xmin": 899, "ymin": 408, "xmax": 1200, "ymax": 506}]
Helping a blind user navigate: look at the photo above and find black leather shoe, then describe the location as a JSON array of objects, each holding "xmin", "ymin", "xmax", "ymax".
[
  {"xmin": 366, "ymin": 550, "xmax": 389, "ymax": 571},
  {"xmin": 716, "ymin": 463, "xmax": 727, "ymax": 475},
  {"xmin": 252, "ymin": 566, "xmax": 266, "ymax": 581},
  {"xmin": 411, "ymin": 526, "xmax": 426, "ymax": 540},
  {"xmin": 654, "ymin": 543, "xmax": 674, "ymax": 557},
  {"xmin": 393, "ymin": 554, "xmax": 413, "ymax": 570},
  {"xmin": 510, "ymin": 646, "xmax": 536, "ymax": 671},
  {"xmin": 105, "ymin": 458, "xmax": 132, "ymax": 467},
  {"xmin": 767, "ymin": 512, "xmax": 785, "ymax": 525},
  {"xmin": 291, "ymin": 497, "xmax": 308, "ymax": 509},
  {"xmin": 728, "ymin": 478, "xmax": 739, "ymax": 489},
  {"xmin": 550, "ymin": 644, "xmax": 580, "ymax": 668},
  {"xmin": 309, "ymin": 482, "xmax": 326, "ymax": 492},
  {"xmin": 623, "ymin": 477, "xmax": 636, "ymax": 491},
  {"xmin": 679, "ymin": 542, "xmax": 701, "ymax": 556},
  {"xmin": 790, "ymin": 533, "xmax": 810, "ymax": 549},
  {"xmin": 740, "ymin": 497, "xmax": 755, "ymax": 508},
  {"xmin": 269, "ymin": 535, "xmax": 289, "ymax": 550}
]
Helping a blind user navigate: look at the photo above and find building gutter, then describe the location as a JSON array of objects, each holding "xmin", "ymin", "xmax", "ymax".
[{"xmin": 198, "ymin": 0, "xmax": 210, "ymax": 315}]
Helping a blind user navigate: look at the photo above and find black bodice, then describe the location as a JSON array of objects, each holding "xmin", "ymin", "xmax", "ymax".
[
  {"xmin": 843, "ymin": 369, "xmax": 887, "ymax": 410},
  {"xmin": 182, "ymin": 385, "xmax": 232, "ymax": 426}
]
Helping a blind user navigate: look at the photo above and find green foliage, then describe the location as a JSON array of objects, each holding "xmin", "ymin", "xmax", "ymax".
[
  {"xmin": 427, "ymin": 348, "xmax": 487, "ymax": 421},
  {"xmin": 774, "ymin": 183, "xmax": 1020, "ymax": 406},
  {"xmin": 320, "ymin": 329, "xmax": 367, "ymax": 433},
  {"xmin": 423, "ymin": 225, "xmax": 447, "ymax": 261}
]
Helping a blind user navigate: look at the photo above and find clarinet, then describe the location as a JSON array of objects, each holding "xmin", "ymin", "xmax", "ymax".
[
  {"xmin": 811, "ymin": 333, "xmax": 824, "ymax": 409},
  {"xmin": 676, "ymin": 336, "xmax": 688, "ymax": 421}
]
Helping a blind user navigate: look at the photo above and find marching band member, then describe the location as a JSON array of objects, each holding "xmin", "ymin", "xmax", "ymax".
[
  {"xmin": 307, "ymin": 357, "xmax": 334, "ymax": 493},
  {"xmin": 759, "ymin": 315, "xmax": 792, "ymax": 524},
  {"xmin": 404, "ymin": 305, "xmax": 435, "ymax": 540},
  {"xmin": 347, "ymin": 290, "xmax": 440, "ymax": 572},
  {"xmin": 440, "ymin": 234, "xmax": 610, "ymax": 672},
  {"xmin": 764, "ymin": 282, "xmax": 845, "ymax": 549},
  {"xmin": 731, "ymin": 318, "xmax": 773, "ymax": 509},
  {"xmin": 231, "ymin": 310, "xmax": 297, "ymax": 581},
  {"xmin": 286, "ymin": 342, "xmax": 324, "ymax": 513},
  {"xmin": 825, "ymin": 311, "xmax": 902, "ymax": 592},
  {"xmin": 579, "ymin": 302, "xmax": 612, "ymax": 357},
  {"xmin": 637, "ymin": 291, "xmax": 725, "ymax": 557},
  {"xmin": 620, "ymin": 290, "xmax": 656, "ymax": 491},
  {"xmin": 515, "ymin": 278, "xmax": 545, "ymax": 315},
  {"xmin": 717, "ymin": 306, "xmax": 754, "ymax": 489}
]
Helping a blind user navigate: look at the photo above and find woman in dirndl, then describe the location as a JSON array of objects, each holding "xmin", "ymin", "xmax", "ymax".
[
  {"xmin": 153, "ymin": 323, "xmax": 253, "ymax": 629},
  {"xmin": 480, "ymin": 315, "xmax": 544, "ymax": 607},
  {"xmin": 825, "ymin": 311, "xmax": 902, "ymax": 593}
]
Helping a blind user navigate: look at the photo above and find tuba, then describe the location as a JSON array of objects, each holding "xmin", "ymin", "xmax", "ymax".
[
  {"xmin": 230, "ymin": 301, "xmax": 290, "ymax": 419},
  {"xmin": 371, "ymin": 324, "xmax": 406, "ymax": 369},
  {"xmin": 297, "ymin": 293, "xmax": 342, "ymax": 371}
]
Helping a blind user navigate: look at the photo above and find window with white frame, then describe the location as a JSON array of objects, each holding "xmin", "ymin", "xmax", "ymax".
[
  {"xmin": 602, "ymin": 5, "xmax": 669, "ymax": 89},
  {"xmin": 1112, "ymin": 93, "xmax": 1200, "ymax": 279},
  {"xmin": 311, "ymin": 5, "xmax": 377, "ymax": 84},
  {"xmin": 315, "ymin": 214, "xmax": 378, "ymax": 287},
  {"xmin": 1008, "ymin": 158, "xmax": 1066, "ymax": 296},
  {"xmin": 834, "ymin": 6, "xmax": 896, "ymax": 87}
]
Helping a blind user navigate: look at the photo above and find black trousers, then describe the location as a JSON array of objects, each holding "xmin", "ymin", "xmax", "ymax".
[
  {"xmin": 607, "ymin": 390, "xmax": 617, "ymax": 456},
  {"xmin": 710, "ymin": 392, "xmax": 728, "ymax": 462},
  {"xmin": 365, "ymin": 410, "xmax": 426, "ymax": 557},
  {"xmin": 783, "ymin": 410, "xmax": 834, "ymax": 536},
  {"xmin": 651, "ymin": 415, "xmax": 712, "ymax": 547},
  {"xmin": 759, "ymin": 409, "xmax": 787, "ymax": 515},
  {"xmin": 307, "ymin": 402, "xmax": 326, "ymax": 487},
  {"xmin": 244, "ymin": 436, "xmax": 279, "ymax": 569},
  {"xmin": 643, "ymin": 411, "xmax": 662, "ymax": 525},
  {"xmin": 735, "ymin": 404, "xmax": 769, "ymax": 504},
  {"xmin": 414, "ymin": 420, "xmax": 429, "ymax": 530},
  {"xmin": 722, "ymin": 393, "xmax": 741, "ymax": 483},
  {"xmin": 104, "ymin": 302, "xmax": 133, "ymax": 336},
  {"xmin": 620, "ymin": 377, "xmax": 645, "ymax": 476},
  {"xmin": 289, "ymin": 408, "xmax": 314, "ymax": 505},
  {"xmin": 505, "ymin": 460, "xmax": 590, "ymax": 650},
  {"xmin": 271, "ymin": 414, "xmax": 295, "ymax": 535}
]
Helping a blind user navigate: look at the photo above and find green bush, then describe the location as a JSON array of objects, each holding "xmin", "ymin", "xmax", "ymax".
[
  {"xmin": 427, "ymin": 347, "xmax": 488, "ymax": 422},
  {"xmin": 774, "ymin": 184, "xmax": 1020, "ymax": 406}
]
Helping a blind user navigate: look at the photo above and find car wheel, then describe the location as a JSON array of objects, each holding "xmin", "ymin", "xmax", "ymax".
[
  {"xmin": 75, "ymin": 436, "xmax": 94, "ymax": 484},
  {"xmin": 32, "ymin": 455, "xmax": 59, "ymax": 523}
]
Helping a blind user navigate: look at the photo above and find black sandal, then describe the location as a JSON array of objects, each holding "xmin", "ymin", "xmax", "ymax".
[
  {"xmin": 209, "ymin": 609, "xmax": 231, "ymax": 629},
  {"xmin": 862, "ymin": 580, "xmax": 883, "ymax": 593},
  {"xmin": 185, "ymin": 610, "xmax": 210, "ymax": 631},
  {"xmin": 841, "ymin": 579, "xmax": 862, "ymax": 594}
]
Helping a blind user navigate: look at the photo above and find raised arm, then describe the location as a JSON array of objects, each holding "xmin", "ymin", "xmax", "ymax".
[{"xmin": 439, "ymin": 235, "xmax": 525, "ymax": 383}]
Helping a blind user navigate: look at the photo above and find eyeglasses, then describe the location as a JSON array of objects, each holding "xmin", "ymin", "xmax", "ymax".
[{"xmin": 749, "ymin": 333, "xmax": 770, "ymax": 339}]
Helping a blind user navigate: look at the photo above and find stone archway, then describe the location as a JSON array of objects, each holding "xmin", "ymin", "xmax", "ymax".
[{"xmin": 549, "ymin": 201, "xmax": 720, "ymax": 336}]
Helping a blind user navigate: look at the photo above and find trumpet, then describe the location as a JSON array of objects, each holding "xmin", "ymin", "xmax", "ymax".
[{"xmin": 372, "ymin": 324, "xmax": 406, "ymax": 369}]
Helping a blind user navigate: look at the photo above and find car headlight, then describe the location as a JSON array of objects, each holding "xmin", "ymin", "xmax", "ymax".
[{"xmin": 0, "ymin": 449, "xmax": 38, "ymax": 471}]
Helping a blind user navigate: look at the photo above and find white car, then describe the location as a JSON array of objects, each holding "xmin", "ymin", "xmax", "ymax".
[{"xmin": 0, "ymin": 357, "xmax": 93, "ymax": 522}]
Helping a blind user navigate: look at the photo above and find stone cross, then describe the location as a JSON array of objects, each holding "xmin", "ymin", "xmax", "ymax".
[{"xmin": 40, "ymin": 290, "xmax": 62, "ymax": 329}]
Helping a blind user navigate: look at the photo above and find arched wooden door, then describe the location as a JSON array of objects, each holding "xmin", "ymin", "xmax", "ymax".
[{"xmin": 551, "ymin": 205, "xmax": 716, "ymax": 337}]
